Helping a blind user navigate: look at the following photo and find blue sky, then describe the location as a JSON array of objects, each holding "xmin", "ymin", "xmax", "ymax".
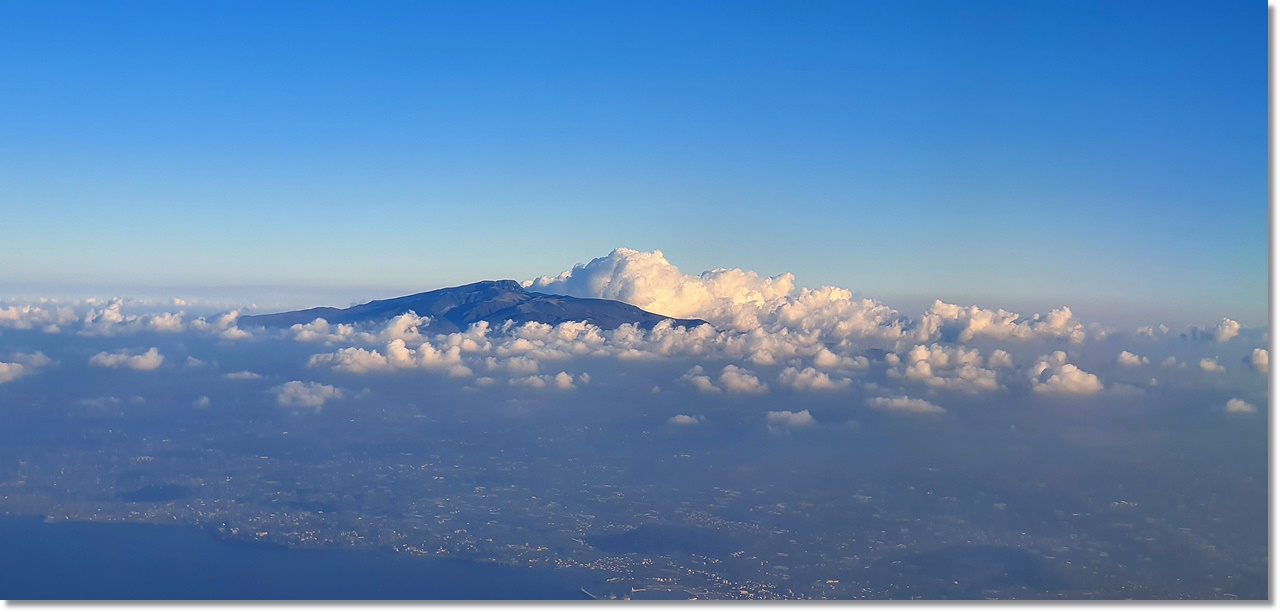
[{"xmin": 0, "ymin": 0, "xmax": 1265, "ymax": 325}]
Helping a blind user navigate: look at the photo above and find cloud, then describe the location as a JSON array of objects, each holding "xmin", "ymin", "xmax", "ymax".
[
  {"xmin": 272, "ymin": 381, "xmax": 343, "ymax": 409},
  {"xmin": 1250, "ymin": 348, "xmax": 1268, "ymax": 374},
  {"xmin": 88, "ymin": 347, "xmax": 165, "ymax": 371},
  {"xmin": 1214, "ymin": 318, "xmax": 1241, "ymax": 343},
  {"xmin": 1135, "ymin": 324, "xmax": 1170, "ymax": 337},
  {"xmin": 719, "ymin": 365, "xmax": 768, "ymax": 394},
  {"xmin": 1161, "ymin": 356, "xmax": 1182, "ymax": 368},
  {"xmin": 890, "ymin": 344, "xmax": 1000, "ymax": 393},
  {"xmin": 1199, "ymin": 357, "xmax": 1225, "ymax": 373},
  {"xmin": 679, "ymin": 365, "xmax": 721, "ymax": 393},
  {"xmin": 0, "ymin": 304, "xmax": 77, "ymax": 331},
  {"xmin": 1117, "ymin": 351, "xmax": 1149, "ymax": 367},
  {"xmin": 668, "ymin": 414, "xmax": 703, "ymax": 425},
  {"xmin": 766, "ymin": 409, "xmax": 816, "ymax": 428},
  {"xmin": 193, "ymin": 396, "xmax": 211, "ymax": 408},
  {"xmin": 225, "ymin": 370, "xmax": 263, "ymax": 380},
  {"xmin": 308, "ymin": 339, "xmax": 467, "ymax": 374},
  {"xmin": 1225, "ymin": 398, "xmax": 1257, "ymax": 414},
  {"xmin": 1030, "ymin": 351, "xmax": 1103, "ymax": 394},
  {"xmin": 916, "ymin": 301, "xmax": 1088, "ymax": 344},
  {"xmin": 866, "ymin": 395, "xmax": 945, "ymax": 414},
  {"xmin": 777, "ymin": 366, "xmax": 852, "ymax": 390},
  {"xmin": 527, "ymin": 248, "xmax": 909, "ymax": 341},
  {"xmin": 0, "ymin": 352, "xmax": 52, "ymax": 384},
  {"xmin": 987, "ymin": 349, "xmax": 1014, "ymax": 369}
]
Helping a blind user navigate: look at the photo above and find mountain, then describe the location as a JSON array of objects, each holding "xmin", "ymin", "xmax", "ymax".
[{"xmin": 238, "ymin": 280, "xmax": 709, "ymax": 333}]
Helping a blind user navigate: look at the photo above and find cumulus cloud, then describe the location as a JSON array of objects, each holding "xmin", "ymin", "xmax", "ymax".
[
  {"xmin": 1030, "ymin": 351, "xmax": 1103, "ymax": 394},
  {"xmin": 89, "ymin": 347, "xmax": 165, "ymax": 371},
  {"xmin": 1199, "ymin": 357, "xmax": 1225, "ymax": 373},
  {"xmin": 1250, "ymin": 348, "xmax": 1268, "ymax": 374},
  {"xmin": 1135, "ymin": 324, "xmax": 1170, "ymax": 337},
  {"xmin": 527, "ymin": 248, "xmax": 909, "ymax": 341},
  {"xmin": 1117, "ymin": 351, "xmax": 1149, "ymax": 367},
  {"xmin": 1161, "ymin": 356, "xmax": 1182, "ymax": 368},
  {"xmin": 193, "ymin": 396, "xmax": 211, "ymax": 408},
  {"xmin": 308, "ymin": 338, "xmax": 469, "ymax": 375},
  {"xmin": 916, "ymin": 301, "xmax": 1088, "ymax": 344},
  {"xmin": 866, "ymin": 395, "xmax": 945, "ymax": 414},
  {"xmin": 987, "ymin": 349, "xmax": 1014, "ymax": 369},
  {"xmin": 679, "ymin": 365, "xmax": 721, "ymax": 393},
  {"xmin": 0, "ymin": 352, "xmax": 53, "ymax": 384},
  {"xmin": 719, "ymin": 365, "xmax": 768, "ymax": 394},
  {"xmin": 777, "ymin": 366, "xmax": 852, "ymax": 390},
  {"xmin": 765, "ymin": 409, "xmax": 816, "ymax": 428},
  {"xmin": 272, "ymin": 381, "xmax": 342, "ymax": 409},
  {"xmin": 668, "ymin": 414, "xmax": 704, "ymax": 425},
  {"xmin": 0, "ymin": 304, "xmax": 77, "ymax": 331},
  {"xmin": 890, "ymin": 344, "xmax": 1000, "ymax": 393},
  {"xmin": 1225, "ymin": 398, "xmax": 1257, "ymax": 414},
  {"xmin": 225, "ymin": 370, "xmax": 263, "ymax": 380},
  {"xmin": 1214, "ymin": 318, "xmax": 1241, "ymax": 343}
]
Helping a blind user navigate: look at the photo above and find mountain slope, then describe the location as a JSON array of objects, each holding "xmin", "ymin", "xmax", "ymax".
[{"xmin": 239, "ymin": 280, "xmax": 709, "ymax": 333}]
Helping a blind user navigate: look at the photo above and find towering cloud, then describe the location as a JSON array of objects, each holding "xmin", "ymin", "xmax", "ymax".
[
  {"xmin": 527, "ymin": 248, "xmax": 908, "ymax": 341},
  {"xmin": 1250, "ymin": 348, "xmax": 1268, "ymax": 374},
  {"xmin": 1214, "ymin": 318, "xmax": 1241, "ymax": 343}
]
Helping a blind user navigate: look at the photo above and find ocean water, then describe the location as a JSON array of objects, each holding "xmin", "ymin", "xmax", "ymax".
[{"xmin": 0, "ymin": 515, "xmax": 595, "ymax": 600}]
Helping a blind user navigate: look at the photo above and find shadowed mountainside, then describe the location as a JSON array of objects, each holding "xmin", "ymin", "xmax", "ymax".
[{"xmin": 239, "ymin": 280, "xmax": 709, "ymax": 333}]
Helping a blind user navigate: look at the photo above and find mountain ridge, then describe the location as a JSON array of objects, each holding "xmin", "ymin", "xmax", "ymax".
[{"xmin": 238, "ymin": 280, "xmax": 709, "ymax": 334}]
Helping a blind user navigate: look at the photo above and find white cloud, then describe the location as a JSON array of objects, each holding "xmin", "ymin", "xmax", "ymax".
[
  {"xmin": 553, "ymin": 371, "xmax": 576, "ymax": 389},
  {"xmin": 527, "ymin": 248, "xmax": 909, "ymax": 341},
  {"xmin": 509, "ymin": 375, "xmax": 547, "ymax": 389},
  {"xmin": 89, "ymin": 347, "xmax": 165, "ymax": 371},
  {"xmin": 891, "ymin": 344, "xmax": 1000, "ymax": 393},
  {"xmin": 1214, "ymin": 318, "xmax": 1241, "ymax": 343},
  {"xmin": 0, "ymin": 304, "xmax": 76, "ymax": 331},
  {"xmin": 193, "ymin": 396, "xmax": 211, "ymax": 408},
  {"xmin": 766, "ymin": 409, "xmax": 816, "ymax": 428},
  {"xmin": 1160, "ymin": 356, "xmax": 1182, "ymax": 368},
  {"xmin": 1251, "ymin": 348, "xmax": 1268, "ymax": 374},
  {"xmin": 1199, "ymin": 357, "xmax": 1225, "ymax": 373},
  {"xmin": 0, "ymin": 352, "xmax": 52, "ymax": 384},
  {"xmin": 777, "ymin": 366, "xmax": 851, "ymax": 390},
  {"xmin": 1225, "ymin": 398, "xmax": 1257, "ymax": 414},
  {"xmin": 679, "ymin": 365, "xmax": 721, "ymax": 393},
  {"xmin": 987, "ymin": 349, "xmax": 1014, "ymax": 369},
  {"xmin": 308, "ymin": 339, "xmax": 466, "ymax": 374},
  {"xmin": 668, "ymin": 414, "xmax": 703, "ymax": 425},
  {"xmin": 272, "ymin": 381, "xmax": 342, "ymax": 409},
  {"xmin": 1117, "ymin": 351, "xmax": 1149, "ymax": 367},
  {"xmin": 1136, "ymin": 324, "xmax": 1170, "ymax": 337},
  {"xmin": 866, "ymin": 395, "xmax": 945, "ymax": 414},
  {"xmin": 719, "ymin": 365, "xmax": 768, "ymax": 394},
  {"xmin": 225, "ymin": 370, "xmax": 263, "ymax": 380},
  {"xmin": 916, "ymin": 301, "xmax": 1088, "ymax": 344},
  {"xmin": 1030, "ymin": 351, "xmax": 1103, "ymax": 394}
]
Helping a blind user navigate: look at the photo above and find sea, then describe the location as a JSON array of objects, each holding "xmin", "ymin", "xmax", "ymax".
[{"xmin": 0, "ymin": 515, "xmax": 596, "ymax": 600}]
